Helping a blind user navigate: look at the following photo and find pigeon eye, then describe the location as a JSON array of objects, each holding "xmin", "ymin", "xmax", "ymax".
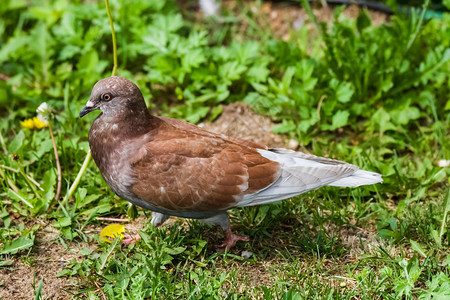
[{"xmin": 102, "ymin": 93, "xmax": 112, "ymax": 101}]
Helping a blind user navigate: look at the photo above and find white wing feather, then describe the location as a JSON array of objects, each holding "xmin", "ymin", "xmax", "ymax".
[{"xmin": 237, "ymin": 148, "xmax": 382, "ymax": 207}]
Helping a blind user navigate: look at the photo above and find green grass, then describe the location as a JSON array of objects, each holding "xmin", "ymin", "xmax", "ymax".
[{"xmin": 1, "ymin": 0, "xmax": 449, "ymax": 298}]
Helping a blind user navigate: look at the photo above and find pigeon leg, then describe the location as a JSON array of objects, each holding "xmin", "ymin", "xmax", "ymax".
[
  {"xmin": 203, "ymin": 212, "xmax": 249, "ymax": 250},
  {"xmin": 122, "ymin": 233, "xmax": 141, "ymax": 245},
  {"xmin": 151, "ymin": 212, "xmax": 170, "ymax": 227},
  {"xmin": 216, "ymin": 227, "xmax": 250, "ymax": 250}
]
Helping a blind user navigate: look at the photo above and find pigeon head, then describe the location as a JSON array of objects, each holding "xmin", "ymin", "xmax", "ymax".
[{"xmin": 79, "ymin": 76, "xmax": 147, "ymax": 119}]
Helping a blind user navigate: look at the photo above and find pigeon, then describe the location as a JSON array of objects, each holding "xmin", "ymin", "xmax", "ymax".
[{"xmin": 80, "ymin": 76, "xmax": 382, "ymax": 249}]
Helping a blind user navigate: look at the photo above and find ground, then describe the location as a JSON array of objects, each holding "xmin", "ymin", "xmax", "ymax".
[
  {"xmin": 1, "ymin": 102, "xmax": 382, "ymax": 299},
  {"xmin": 2, "ymin": 101, "xmax": 290, "ymax": 299}
]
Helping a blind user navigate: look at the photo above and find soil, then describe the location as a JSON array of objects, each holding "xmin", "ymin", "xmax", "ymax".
[
  {"xmin": 183, "ymin": 0, "xmax": 388, "ymax": 40},
  {"xmin": 201, "ymin": 102, "xmax": 292, "ymax": 148},
  {"xmin": 221, "ymin": 1, "xmax": 388, "ymax": 40},
  {"xmin": 0, "ymin": 102, "xmax": 383, "ymax": 299},
  {"xmin": 0, "ymin": 221, "xmax": 87, "ymax": 299}
]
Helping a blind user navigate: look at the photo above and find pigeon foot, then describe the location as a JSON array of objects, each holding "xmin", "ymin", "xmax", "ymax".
[
  {"xmin": 216, "ymin": 228, "xmax": 249, "ymax": 251},
  {"xmin": 122, "ymin": 233, "xmax": 141, "ymax": 246}
]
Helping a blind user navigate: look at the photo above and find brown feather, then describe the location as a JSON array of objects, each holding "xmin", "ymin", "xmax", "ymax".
[{"xmin": 129, "ymin": 117, "xmax": 280, "ymax": 212}]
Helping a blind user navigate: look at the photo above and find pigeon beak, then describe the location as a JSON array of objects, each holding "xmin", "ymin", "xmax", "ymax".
[{"xmin": 79, "ymin": 100, "xmax": 96, "ymax": 118}]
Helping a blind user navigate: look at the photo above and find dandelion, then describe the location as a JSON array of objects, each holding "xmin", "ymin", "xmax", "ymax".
[
  {"xmin": 21, "ymin": 102, "xmax": 61, "ymax": 201},
  {"xmin": 20, "ymin": 117, "xmax": 48, "ymax": 130},
  {"xmin": 36, "ymin": 102, "xmax": 51, "ymax": 125},
  {"xmin": 100, "ymin": 224, "xmax": 125, "ymax": 243}
]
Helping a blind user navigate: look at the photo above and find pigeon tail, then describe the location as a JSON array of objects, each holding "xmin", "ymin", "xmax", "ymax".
[
  {"xmin": 238, "ymin": 148, "xmax": 382, "ymax": 207},
  {"xmin": 327, "ymin": 169, "xmax": 383, "ymax": 187}
]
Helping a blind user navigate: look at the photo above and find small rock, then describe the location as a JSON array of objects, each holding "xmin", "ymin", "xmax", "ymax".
[
  {"xmin": 241, "ymin": 250, "xmax": 253, "ymax": 259},
  {"xmin": 437, "ymin": 160, "xmax": 450, "ymax": 167},
  {"xmin": 293, "ymin": 16, "xmax": 304, "ymax": 30},
  {"xmin": 288, "ymin": 139, "xmax": 299, "ymax": 150}
]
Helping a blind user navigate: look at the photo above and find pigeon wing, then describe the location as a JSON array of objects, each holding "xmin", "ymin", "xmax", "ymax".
[{"xmin": 129, "ymin": 125, "xmax": 280, "ymax": 212}]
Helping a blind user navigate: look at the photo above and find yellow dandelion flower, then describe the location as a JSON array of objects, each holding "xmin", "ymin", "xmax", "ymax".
[
  {"xmin": 21, "ymin": 117, "xmax": 48, "ymax": 130},
  {"xmin": 34, "ymin": 117, "xmax": 48, "ymax": 129},
  {"xmin": 21, "ymin": 118, "xmax": 35, "ymax": 129},
  {"xmin": 99, "ymin": 224, "xmax": 125, "ymax": 243}
]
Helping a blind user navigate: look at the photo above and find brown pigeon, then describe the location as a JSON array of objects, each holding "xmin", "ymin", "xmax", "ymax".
[{"xmin": 80, "ymin": 76, "xmax": 382, "ymax": 249}]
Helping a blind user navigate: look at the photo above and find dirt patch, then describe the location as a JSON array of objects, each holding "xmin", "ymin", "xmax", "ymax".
[
  {"xmin": 186, "ymin": 1, "xmax": 389, "ymax": 40},
  {"xmin": 201, "ymin": 102, "xmax": 294, "ymax": 148},
  {"xmin": 0, "ymin": 222, "xmax": 90, "ymax": 300},
  {"xmin": 231, "ymin": 1, "xmax": 388, "ymax": 40}
]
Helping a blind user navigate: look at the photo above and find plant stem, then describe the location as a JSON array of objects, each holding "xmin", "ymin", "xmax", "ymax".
[
  {"xmin": 100, "ymin": 237, "xmax": 120, "ymax": 272},
  {"xmin": 0, "ymin": 131, "xmax": 7, "ymax": 154},
  {"xmin": 64, "ymin": 150, "xmax": 91, "ymax": 207},
  {"xmin": 439, "ymin": 189, "xmax": 450, "ymax": 242},
  {"xmin": 299, "ymin": 0, "xmax": 321, "ymax": 35},
  {"xmin": 49, "ymin": 124, "xmax": 62, "ymax": 201},
  {"xmin": 63, "ymin": 0, "xmax": 118, "ymax": 205},
  {"xmin": 105, "ymin": 0, "xmax": 118, "ymax": 77},
  {"xmin": 0, "ymin": 164, "xmax": 43, "ymax": 190},
  {"xmin": 406, "ymin": 0, "xmax": 430, "ymax": 52},
  {"xmin": 0, "ymin": 168, "xmax": 19, "ymax": 193},
  {"xmin": 17, "ymin": 161, "xmax": 40, "ymax": 199}
]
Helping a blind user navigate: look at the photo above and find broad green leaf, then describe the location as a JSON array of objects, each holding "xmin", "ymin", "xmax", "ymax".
[
  {"xmin": 54, "ymin": 217, "xmax": 72, "ymax": 228},
  {"xmin": 335, "ymin": 82, "xmax": 355, "ymax": 103},
  {"xmin": 0, "ymin": 235, "xmax": 35, "ymax": 254},
  {"xmin": 163, "ymin": 246, "xmax": 186, "ymax": 255},
  {"xmin": 209, "ymin": 105, "xmax": 223, "ymax": 122},
  {"xmin": 0, "ymin": 260, "xmax": 13, "ymax": 267},
  {"xmin": 444, "ymin": 100, "xmax": 450, "ymax": 111},
  {"xmin": 273, "ymin": 119, "xmax": 296, "ymax": 134},
  {"xmin": 247, "ymin": 65, "xmax": 270, "ymax": 83},
  {"xmin": 8, "ymin": 130, "xmax": 25, "ymax": 153},
  {"xmin": 330, "ymin": 110, "xmax": 349, "ymax": 130},
  {"xmin": 410, "ymin": 240, "xmax": 427, "ymax": 258},
  {"xmin": 390, "ymin": 107, "xmax": 421, "ymax": 125},
  {"xmin": 356, "ymin": 11, "xmax": 371, "ymax": 33},
  {"xmin": 371, "ymin": 108, "xmax": 396, "ymax": 133}
]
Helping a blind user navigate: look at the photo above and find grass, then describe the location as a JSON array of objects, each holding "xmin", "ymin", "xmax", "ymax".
[{"xmin": 0, "ymin": 0, "xmax": 449, "ymax": 298}]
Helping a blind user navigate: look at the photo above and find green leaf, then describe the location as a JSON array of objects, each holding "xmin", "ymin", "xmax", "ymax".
[
  {"xmin": 219, "ymin": 61, "xmax": 246, "ymax": 82},
  {"xmin": 7, "ymin": 189, "xmax": 33, "ymax": 209},
  {"xmin": 54, "ymin": 217, "xmax": 72, "ymax": 228},
  {"xmin": 34, "ymin": 278, "xmax": 43, "ymax": 300},
  {"xmin": 0, "ymin": 260, "xmax": 13, "ymax": 267},
  {"xmin": 330, "ymin": 110, "xmax": 349, "ymax": 130},
  {"xmin": 0, "ymin": 234, "xmax": 35, "ymax": 254},
  {"xmin": 209, "ymin": 105, "xmax": 223, "ymax": 122},
  {"xmin": 390, "ymin": 106, "xmax": 421, "ymax": 125},
  {"xmin": 371, "ymin": 108, "xmax": 396, "ymax": 133},
  {"xmin": 8, "ymin": 130, "xmax": 25, "ymax": 153},
  {"xmin": 273, "ymin": 119, "xmax": 296, "ymax": 134},
  {"xmin": 410, "ymin": 240, "xmax": 427, "ymax": 258},
  {"xmin": 34, "ymin": 139, "xmax": 53, "ymax": 158},
  {"xmin": 335, "ymin": 82, "xmax": 355, "ymax": 103},
  {"xmin": 185, "ymin": 106, "xmax": 209, "ymax": 124},
  {"xmin": 377, "ymin": 229, "xmax": 395, "ymax": 239},
  {"xmin": 445, "ymin": 100, "xmax": 450, "ymax": 111},
  {"xmin": 443, "ymin": 0, "xmax": 450, "ymax": 9},
  {"xmin": 247, "ymin": 65, "xmax": 270, "ymax": 83},
  {"xmin": 356, "ymin": 11, "xmax": 371, "ymax": 33},
  {"xmin": 163, "ymin": 246, "xmax": 186, "ymax": 255},
  {"xmin": 152, "ymin": 13, "xmax": 183, "ymax": 33}
]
